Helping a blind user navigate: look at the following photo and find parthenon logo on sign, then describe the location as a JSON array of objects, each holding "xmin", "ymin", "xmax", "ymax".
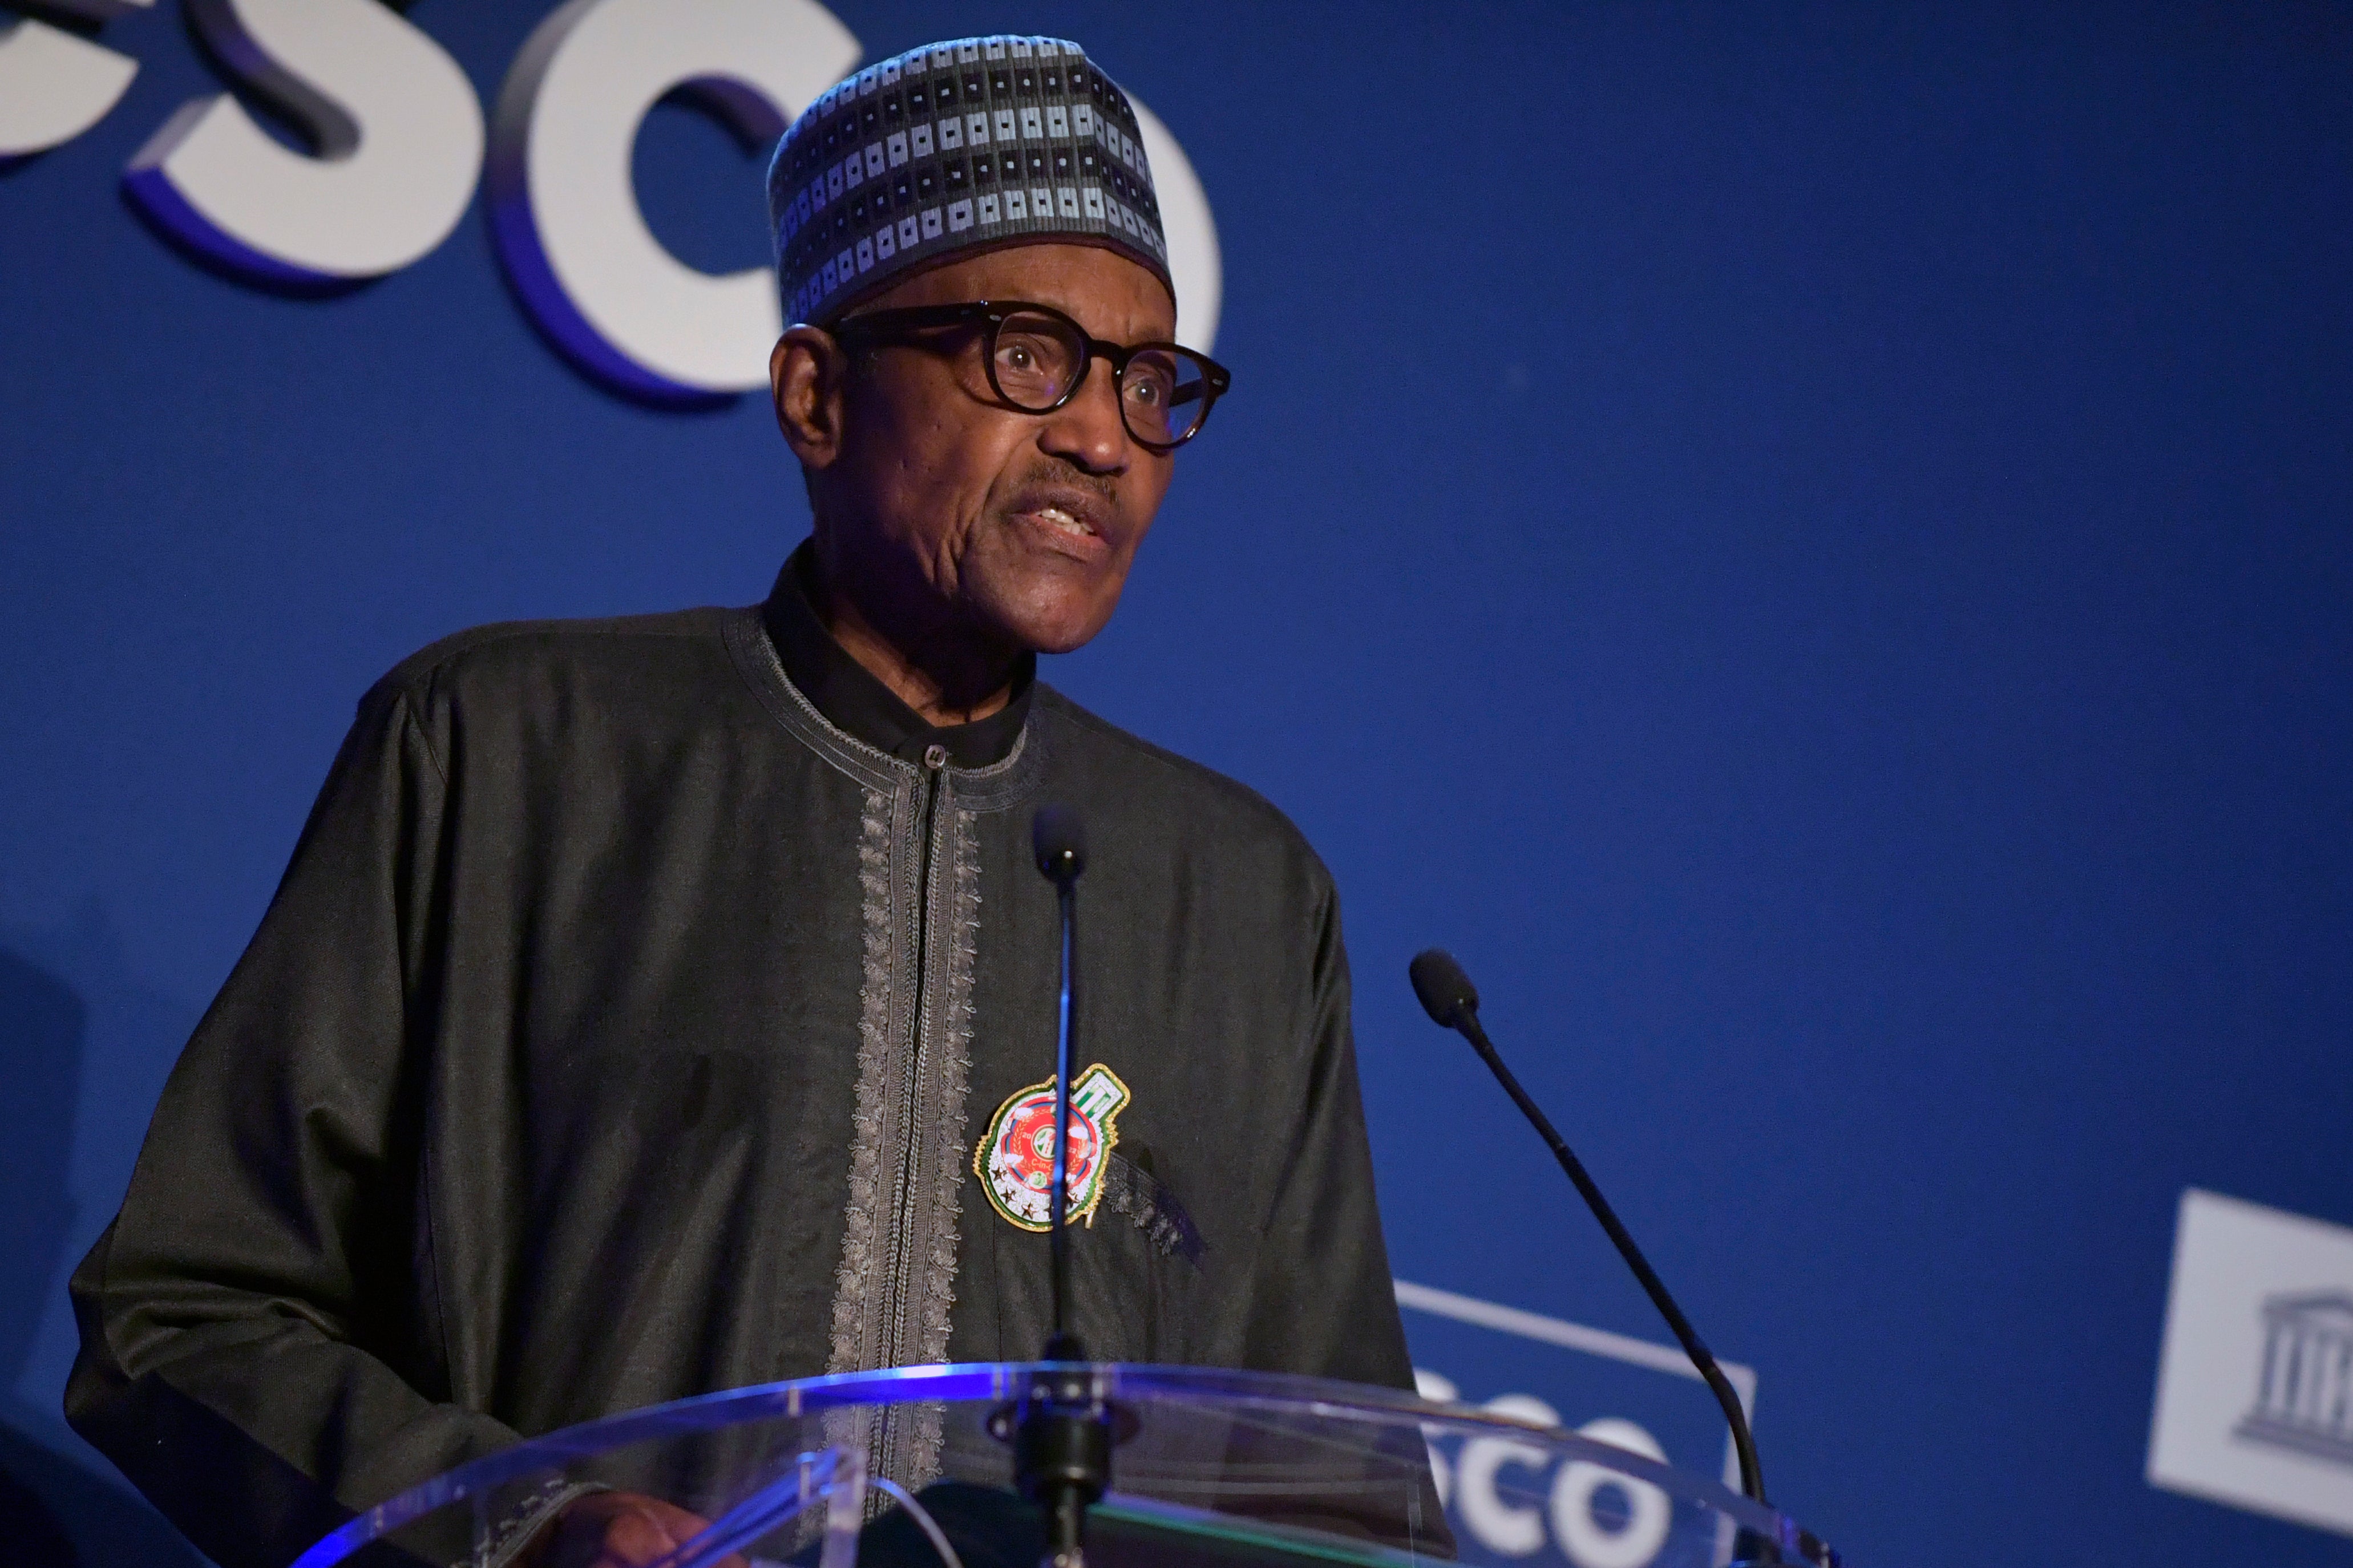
[{"xmin": 2237, "ymin": 1290, "xmax": 2353, "ymax": 1468}]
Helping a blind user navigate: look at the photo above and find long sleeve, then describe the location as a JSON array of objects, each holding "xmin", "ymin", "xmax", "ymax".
[
  {"xmin": 1220, "ymin": 885, "xmax": 1445, "ymax": 1554},
  {"xmin": 1239, "ymin": 885, "xmax": 1417, "ymax": 1391},
  {"xmin": 64, "ymin": 682, "xmax": 519, "ymax": 1568}
]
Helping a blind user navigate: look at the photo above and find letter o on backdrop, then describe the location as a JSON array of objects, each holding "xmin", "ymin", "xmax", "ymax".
[
  {"xmin": 123, "ymin": 0, "xmax": 483, "ymax": 283},
  {"xmin": 1550, "ymin": 1417, "xmax": 1671, "ymax": 1568},
  {"xmin": 1131, "ymin": 95, "xmax": 1221, "ymax": 353},
  {"xmin": 488, "ymin": 0, "xmax": 862, "ymax": 402}
]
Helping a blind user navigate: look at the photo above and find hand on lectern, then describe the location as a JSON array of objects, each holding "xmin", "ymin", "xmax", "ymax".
[{"xmin": 522, "ymin": 1489, "xmax": 749, "ymax": 1568}]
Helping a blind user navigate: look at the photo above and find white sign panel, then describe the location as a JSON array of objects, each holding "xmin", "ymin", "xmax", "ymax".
[
  {"xmin": 1397, "ymin": 1280, "xmax": 1758, "ymax": 1568},
  {"xmin": 2148, "ymin": 1188, "xmax": 2353, "ymax": 1537}
]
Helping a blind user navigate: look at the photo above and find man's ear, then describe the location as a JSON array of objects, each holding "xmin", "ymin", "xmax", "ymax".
[{"xmin": 771, "ymin": 326, "xmax": 850, "ymax": 471}]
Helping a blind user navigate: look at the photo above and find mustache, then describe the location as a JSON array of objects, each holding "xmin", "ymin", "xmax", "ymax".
[{"xmin": 1013, "ymin": 457, "xmax": 1118, "ymax": 504}]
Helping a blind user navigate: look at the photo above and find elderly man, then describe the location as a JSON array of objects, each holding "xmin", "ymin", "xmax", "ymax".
[{"xmin": 67, "ymin": 34, "xmax": 1413, "ymax": 1568}]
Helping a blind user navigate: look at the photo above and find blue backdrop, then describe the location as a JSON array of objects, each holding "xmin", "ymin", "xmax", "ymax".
[{"xmin": 4, "ymin": 3, "xmax": 2350, "ymax": 1565}]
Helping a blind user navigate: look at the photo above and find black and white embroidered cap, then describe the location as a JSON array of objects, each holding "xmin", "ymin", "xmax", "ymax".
[{"xmin": 767, "ymin": 35, "xmax": 1172, "ymax": 329}]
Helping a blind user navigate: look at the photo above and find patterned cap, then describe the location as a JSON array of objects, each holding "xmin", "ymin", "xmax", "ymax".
[{"xmin": 767, "ymin": 36, "xmax": 1171, "ymax": 327}]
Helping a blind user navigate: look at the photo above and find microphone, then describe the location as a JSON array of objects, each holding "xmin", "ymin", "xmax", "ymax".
[
  {"xmin": 1006, "ymin": 805, "xmax": 1110, "ymax": 1568},
  {"xmin": 1033, "ymin": 804, "xmax": 1086, "ymax": 886},
  {"xmin": 1408, "ymin": 949, "xmax": 1769, "ymax": 1507},
  {"xmin": 1032, "ymin": 805, "xmax": 1087, "ymax": 1360}
]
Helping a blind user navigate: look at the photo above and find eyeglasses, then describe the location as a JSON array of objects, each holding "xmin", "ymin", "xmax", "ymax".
[{"xmin": 830, "ymin": 299, "xmax": 1232, "ymax": 453}]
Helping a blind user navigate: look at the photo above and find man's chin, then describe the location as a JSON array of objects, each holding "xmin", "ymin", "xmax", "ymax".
[
  {"xmin": 1007, "ymin": 614, "xmax": 1113, "ymax": 658},
  {"xmin": 974, "ymin": 585, "xmax": 1121, "ymax": 658}
]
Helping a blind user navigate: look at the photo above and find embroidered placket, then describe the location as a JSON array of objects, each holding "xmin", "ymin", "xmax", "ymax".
[{"xmin": 826, "ymin": 765, "xmax": 980, "ymax": 1490}]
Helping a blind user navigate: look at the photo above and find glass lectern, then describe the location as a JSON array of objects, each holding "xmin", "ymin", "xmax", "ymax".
[{"xmin": 291, "ymin": 1363, "xmax": 1841, "ymax": 1568}]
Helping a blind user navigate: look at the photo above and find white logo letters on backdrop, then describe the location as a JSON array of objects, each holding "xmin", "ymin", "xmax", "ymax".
[
  {"xmin": 2, "ymin": 0, "xmax": 1220, "ymax": 399},
  {"xmin": 125, "ymin": 0, "xmax": 484, "ymax": 282},
  {"xmin": 0, "ymin": 1, "xmax": 149, "ymax": 161},
  {"xmin": 486, "ymin": 0, "xmax": 1222, "ymax": 400},
  {"xmin": 487, "ymin": 0, "xmax": 860, "ymax": 401},
  {"xmin": 1413, "ymin": 1373, "xmax": 1677, "ymax": 1568}
]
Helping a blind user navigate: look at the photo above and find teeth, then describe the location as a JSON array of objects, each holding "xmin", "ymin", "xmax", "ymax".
[{"xmin": 1036, "ymin": 507, "xmax": 1090, "ymax": 536}]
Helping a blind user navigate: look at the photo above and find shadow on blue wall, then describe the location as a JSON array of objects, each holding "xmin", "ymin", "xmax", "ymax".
[{"xmin": 0, "ymin": 947, "xmax": 205, "ymax": 1567}]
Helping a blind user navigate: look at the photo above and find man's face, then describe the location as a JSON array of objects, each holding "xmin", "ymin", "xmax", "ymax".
[{"xmin": 772, "ymin": 242, "xmax": 1179, "ymax": 655}]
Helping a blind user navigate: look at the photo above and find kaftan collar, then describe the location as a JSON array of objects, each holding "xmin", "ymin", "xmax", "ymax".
[{"xmin": 760, "ymin": 540, "xmax": 1036, "ymax": 769}]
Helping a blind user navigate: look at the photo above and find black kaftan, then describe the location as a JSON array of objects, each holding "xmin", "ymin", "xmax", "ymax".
[{"xmin": 65, "ymin": 556, "xmax": 1414, "ymax": 1567}]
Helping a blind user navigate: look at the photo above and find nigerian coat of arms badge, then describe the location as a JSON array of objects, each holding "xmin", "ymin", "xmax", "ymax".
[{"xmin": 974, "ymin": 1063, "xmax": 1131, "ymax": 1231}]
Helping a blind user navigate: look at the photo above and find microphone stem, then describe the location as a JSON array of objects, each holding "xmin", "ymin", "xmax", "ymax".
[
  {"xmin": 1456, "ymin": 1010, "xmax": 1767, "ymax": 1506},
  {"xmin": 1048, "ymin": 880, "xmax": 1077, "ymax": 1354}
]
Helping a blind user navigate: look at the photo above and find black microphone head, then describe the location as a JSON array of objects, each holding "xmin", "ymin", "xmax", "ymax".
[
  {"xmin": 1409, "ymin": 948, "xmax": 1479, "ymax": 1028},
  {"xmin": 1032, "ymin": 805, "xmax": 1087, "ymax": 885}
]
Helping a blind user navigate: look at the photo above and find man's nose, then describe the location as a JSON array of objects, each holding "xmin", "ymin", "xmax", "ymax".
[{"xmin": 1036, "ymin": 357, "xmax": 1131, "ymax": 476}]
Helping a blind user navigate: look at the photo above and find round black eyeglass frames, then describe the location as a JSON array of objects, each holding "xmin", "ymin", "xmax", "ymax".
[{"xmin": 830, "ymin": 299, "xmax": 1232, "ymax": 453}]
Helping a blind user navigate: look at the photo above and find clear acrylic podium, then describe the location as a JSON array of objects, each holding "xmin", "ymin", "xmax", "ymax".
[{"xmin": 290, "ymin": 1363, "xmax": 1841, "ymax": 1568}]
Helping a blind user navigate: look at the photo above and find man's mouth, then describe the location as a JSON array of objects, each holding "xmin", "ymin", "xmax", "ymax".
[
  {"xmin": 1008, "ymin": 485, "xmax": 1113, "ymax": 552},
  {"xmin": 1030, "ymin": 504, "xmax": 1096, "ymax": 539}
]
